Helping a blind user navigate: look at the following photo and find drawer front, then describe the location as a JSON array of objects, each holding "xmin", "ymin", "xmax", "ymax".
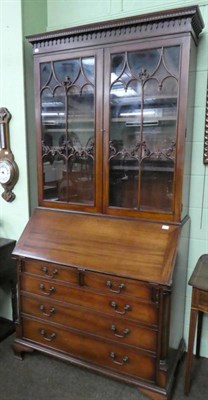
[
  {"xmin": 21, "ymin": 275, "xmax": 158, "ymax": 325},
  {"xmin": 23, "ymin": 260, "xmax": 78, "ymax": 285},
  {"xmin": 22, "ymin": 317, "xmax": 156, "ymax": 383},
  {"xmin": 197, "ymin": 290, "xmax": 208, "ymax": 312},
  {"xmin": 23, "ymin": 260, "xmax": 153, "ymax": 301},
  {"xmin": 21, "ymin": 295, "xmax": 157, "ymax": 352},
  {"xmin": 84, "ymin": 271, "xmax": 153, "ymax": 301}
]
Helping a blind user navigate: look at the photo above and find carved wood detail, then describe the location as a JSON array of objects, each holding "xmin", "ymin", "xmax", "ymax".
[
  {"xmin": 27, "ymin": 6, "xmax": 204, "ymax": 52},
  {"xmin": 42, "ymin": 138, "xmax": 94, "ymax": 162}
]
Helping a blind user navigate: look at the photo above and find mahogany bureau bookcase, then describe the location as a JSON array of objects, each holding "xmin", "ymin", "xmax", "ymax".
[{"xmin": 12, "ymin": 6, "xmax": 204, "ymax": 400}]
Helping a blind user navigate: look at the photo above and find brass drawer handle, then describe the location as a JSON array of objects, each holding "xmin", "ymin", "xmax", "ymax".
[
  {"xmin": 111, "ymin": 324, "xmax": 130, "ymax": 338},
  {"xmin": 39, "ymin": 304, "xmax": 55, "ymax": 317},
  {"xmin": 39, "ymin": 283, "xmax": 56, "ymax": 296},
  {"xmin": 40, "ymin": 329, "xmax": 56, "ymax": 342},
  {"xmin": 41, "ymin": 266, "xmax": 58, "ymax": 279},
  {"xmin": 109, "ymin": 352, "xmax": 128, "ymax": 366},
  {"xmin": 106, "ymin": 280, "xmax": 125, "ymax": 294},
  {"xmin": 110, "ymin": 301, "xmax": 131, "ymax": 315}
]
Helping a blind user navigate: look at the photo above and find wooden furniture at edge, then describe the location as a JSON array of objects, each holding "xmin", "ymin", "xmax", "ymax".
[
  {"xmin": 12, "ymin": 6, "xmax": 204, "ymax": 400},
  {"xmin": 0, "ymin": 238, "xmax": 16, "ymax": 341},
  {"xmin": 184, "ymin": 254, "xmax": 208, "ymax": 395}
]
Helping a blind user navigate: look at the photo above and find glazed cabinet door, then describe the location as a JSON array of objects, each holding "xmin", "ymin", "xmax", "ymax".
[
  {"xmin": 34, "ymin": 49, "xmax": 103, "ymax": 212},
  {"xmin": 34, "ymin": 37, "xmax": 191, "ymax": 219},
  {"xmin": 103, "ymin": 38, "xmax": 188, "ymax": 220}
]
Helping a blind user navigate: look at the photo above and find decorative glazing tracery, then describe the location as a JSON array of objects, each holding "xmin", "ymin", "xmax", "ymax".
[
  {"xmin": 109, "ymin": 46, "xmax": 179, "ymax": 163},
  {"xmin": 40, "ymin": 56, "xmax": 95, "ymax": 204},
  {"xmin": 108, "ymin": 45, "xmax": 179, "ymax": 211},
  {"xmin": 41, "ymin": 58, "xmax": 95, "ymax": 95},
  {"xmin": 109, "ymin": 139, "xmax": 176, "ymax": 163},
  {"xmin": 42, "ymin": 137, "xmax": 94, "ymax": 162},
  {"xmin": 41, "ymin": 57, "xmax": 95, "ymax": 163}
]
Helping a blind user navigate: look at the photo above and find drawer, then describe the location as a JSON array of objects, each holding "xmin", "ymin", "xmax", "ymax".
[
  {"xmin": 193, "ymin": 288, "xmax": 208, "ymax": 313},
  {"xmin": 83, "ymin": 271, "xmax": 153, "ymax": 301},
  {"xmin": 23, "ymin": 260, "xmax": 78, "ymax": 285},
  {"xmin": 21, "ymin": 275, "xmax": 158, "ymax": 325},
  {"xmin": 23, "ymin": 260, "xmax": 154, "ymax": 301},
  {"xmin": 22, "ymin": 317, "xmax": 156, "ymax": 383},
  {"xmin": 21, "ymin": 295, "xmax": 158, "ymax": 352}
]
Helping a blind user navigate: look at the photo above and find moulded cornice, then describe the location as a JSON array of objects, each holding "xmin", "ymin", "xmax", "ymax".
[{"xmin": 26, "ymin": 5, "xmax": 204, "ymax": 53}]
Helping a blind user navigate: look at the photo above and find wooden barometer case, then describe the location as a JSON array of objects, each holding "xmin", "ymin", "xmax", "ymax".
[
  {"xmin": 0, "ymin": 108, "xmax": 19, "ymax": 202},
  {"xmin": 12, "ymin": 6, "xmax": 204, "ymax": 400}
]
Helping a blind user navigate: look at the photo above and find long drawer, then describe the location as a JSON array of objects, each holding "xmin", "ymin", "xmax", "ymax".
[
  {"xmin": 23, "ymin": 260, "xmax": 154, "ymax": 301},
  {"xmin": 21, "ymin": 294, "xmax": 158, "ymax": 352},
  {"xmin": 22, "ymin": 316, "xmax": 156, "ymax": 383},
  {"xmin": 21, "ymin": 275, "xmax": 159, "ymax": 325}
]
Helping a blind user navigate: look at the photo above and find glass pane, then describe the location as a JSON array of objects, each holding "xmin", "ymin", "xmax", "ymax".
[
  {"xmin": 40, "ymin": 57, "xmax": 95, "ymax": 205},
  {"xmin": 128, "ymin": 48, "xmax": 161, "ymax": 77},
  {"xmin": 54, "ymin": 59, "xmax": 80, "ymax": 84},
  {"xmin": 40, "ymin": 62, "xmax": 51, "ymax": 88},
  {"xmin": 141, "ymin": 58, "xmax": 179, "ymax": 211},
  {"xmin": 63, "ymin": 85, "xmax": 94, "ymax": 204},
  {"xmin": 41, "ymin": 86, "xmax": 66, "ymax": 201},
  {"xmin": 163, "ymin": 46, "xmax": 180, "ymax": 77},
  {"xmin": 111, "ymin": 54, "xmax": 125, "ymax": 82},
  {"xmin": 141, "ymin": 159, "xmax": 175, "ymax": 212},
  {"xmin": 109, "ymin": 54, "xmax": 141, "ymax": 208}
]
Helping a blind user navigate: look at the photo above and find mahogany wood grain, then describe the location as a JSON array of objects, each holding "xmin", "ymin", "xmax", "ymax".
[
  {"xmin": 22, "ymin": 316, "xmax": 156, "ymax": 382},
  {"xmin": 20, "ymin": 274, "xmax": 158, "ymax": 325},
  {"xmin": 21, "ymin": 294, "xmax": 158, "ymax": 351},
  {"xmin": 14, "ymin": 208, "xmax": 180, "ymax": 285},
  {"xmin": 23, "ymin": 259, "xmax": 155, "ymax": 301}
]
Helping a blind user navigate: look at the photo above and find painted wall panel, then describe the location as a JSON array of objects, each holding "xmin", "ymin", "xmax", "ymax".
[
  {"xmin": 47, "ymin": 0, "xmax": 112, "ymax": 29},
  {"xmin": 0, "ymin": 0, "xmax": 47, "ymax": 319},
  {"xmin": 47, "ymin": 0, "xmax": 208, "ymax": 29},
  {"xmin": 0, "ymin": 0, "xmax": 29, "ymax": 319}
]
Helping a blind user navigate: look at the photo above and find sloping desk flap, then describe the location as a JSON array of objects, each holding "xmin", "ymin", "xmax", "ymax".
[{"xmin": 13, "ymin": 208, "xmax": 181, "ymax": 286}]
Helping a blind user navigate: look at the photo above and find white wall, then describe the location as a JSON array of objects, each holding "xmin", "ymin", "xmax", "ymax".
[
  {"xmin": 0, "ymin": 0, "xmax": 47, "ymax": 319},
  {"xmin": 0, "ymin": 0, "xmax": 29, "ymax": 318}
]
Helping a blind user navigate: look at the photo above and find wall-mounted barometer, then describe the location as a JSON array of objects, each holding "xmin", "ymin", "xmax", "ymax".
[{"xmin": 0, "ymin": 107, "xmax": 19, "ymax": 202}]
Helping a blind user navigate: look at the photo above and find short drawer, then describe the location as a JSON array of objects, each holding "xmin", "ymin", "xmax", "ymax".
[
  {"xmin": 193, "ymin": 288, "xmax": 208, "ymax": 313},
  {"xmin": 23, "ymin": 260, "xmax": 78, "ymax": 285},
  {"xmin": 21, "ymin": 295, "xmax": 158, "ymax": 352},
  {"xmin": 22, "ymin": 317, "xmax": 156, "ymax": 383},
  {"xmin": 83, "ymin": 271, "xmax": 153, "ymax": 301},
  {"xmin": 21, "ymin": 275, "xmax": 159, "ymax": 325}
]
